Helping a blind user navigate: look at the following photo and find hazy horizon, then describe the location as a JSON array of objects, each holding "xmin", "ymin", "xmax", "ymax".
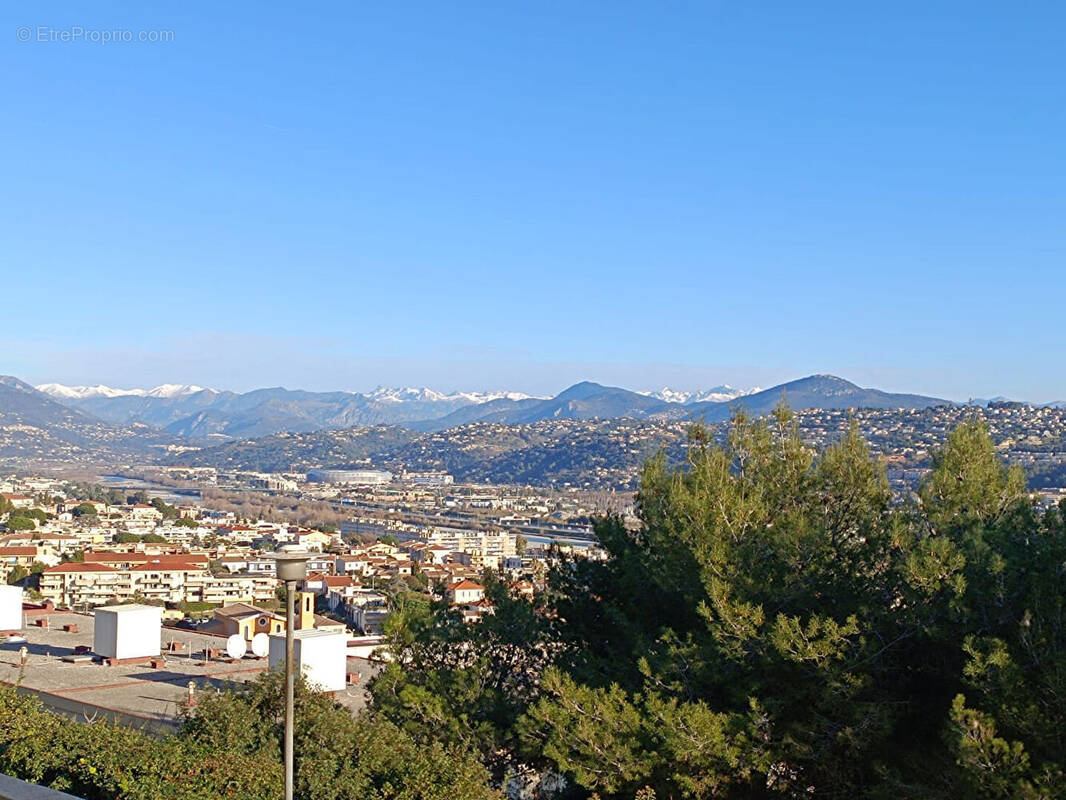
[{"xmin": 14, "ymin": 364, "xmax": 1062, "ymax": 406}]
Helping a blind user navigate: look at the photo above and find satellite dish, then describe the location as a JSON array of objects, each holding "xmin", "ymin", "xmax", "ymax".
[
  {"xmin": 225, "ymin": 634, "xmax": 247, "ymax": 660},
  {"xmin": 250, "ymin": 632, "xmax": 269, "ymax": 658}
]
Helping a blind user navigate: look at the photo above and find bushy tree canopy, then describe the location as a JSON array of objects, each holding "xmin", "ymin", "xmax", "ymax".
[
  {"xmin": 0, "ymin": 684, "xmax": 278, "ymax": 800},
  {"xmin": 182, "ymin": 671, "xmax": 498, "ymax": 800},
  {"xmin": 0, "ymin": 671, "xmax": 497, "ymax": 800},
  {"xmin": 373, "ymin": 408, "xmax": 1066, "ymax": 799}
]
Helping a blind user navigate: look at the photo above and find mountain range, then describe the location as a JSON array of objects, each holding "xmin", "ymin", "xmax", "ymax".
[
  {"xmin": 33, "ymin": 384, "xmax": 546, "ymax": 440},
  {"xmin": 8, "ymin": 373, "xmax": 1066, "ymax": 487},
  {"xmin": 15, "ymin": 374, "xmax": 954, "ymax": 447}
]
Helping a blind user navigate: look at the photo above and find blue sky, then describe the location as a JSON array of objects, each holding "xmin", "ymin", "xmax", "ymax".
[{"xmin": 2, "ymin": 2, "xmax": 1064, "ymax": 401}]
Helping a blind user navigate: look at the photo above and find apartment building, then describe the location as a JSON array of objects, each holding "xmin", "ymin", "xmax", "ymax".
[
  {"xmin": 0, "ymin": 532, "xmax": 78, "ymax": 561},
  {"xmin": 40, "ymin": 556, "xmax": 279, "ymax": 608},
  {"xmin": 190, "ymin": 572, "xmax": 278, "ymax": 605},
  {"xmin": 39, "ymin": 563, "xmax": 130, "ymax": 607},
  {"xmin": 127, "ymin": 560, "xmax": 209, "ymax": 604},
  {"xmin": 0, "ymin": 546, "xmax": 42, "ymax": 582}
]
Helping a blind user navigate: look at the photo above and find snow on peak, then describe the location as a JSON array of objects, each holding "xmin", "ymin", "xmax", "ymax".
[
  {"xmin": 690, "ymin": 385, "xmax": 762, "ymax": 404},
  {"xmin": 639, "ymin": 385, "xmax": 761, "ymax": 405},
  {"xmin": 36, "ymin": 383, "xmax": 122, "ymax": 399},
  {"xmin": 144, "ymin": 384, "xmax": 209, "ymax": 398},
  {"xmin": 454, "ymin": 390, "xmax": 543, "ymax": 403},
  {"xmin": 363, "ymin": 386, "xmax": 448, "ymax": 403},
  {"xmin": 361, "ymin": 386, "xmax": 542, "ymax": 404},
  {"xmin": 640, "ymin": 387, "xmax": 693, "ymax": 404},
  {"xmin": 36, "ymin": 383, "xmax": 211, "ymax": 400}
]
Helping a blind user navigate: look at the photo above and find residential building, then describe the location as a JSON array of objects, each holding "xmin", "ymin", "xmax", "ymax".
[
  {"xmin": 0, "ymin": 546, "xmax": 41, "ymax": 581},
  {"xmin": 446, "ymin": 579, "xmax": 486, "ymax": 605}
]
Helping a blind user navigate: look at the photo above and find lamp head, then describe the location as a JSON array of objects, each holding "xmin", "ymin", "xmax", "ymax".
[{"xmin": 273, "ymin": 548, "xmax": 312, "ymax": 582}]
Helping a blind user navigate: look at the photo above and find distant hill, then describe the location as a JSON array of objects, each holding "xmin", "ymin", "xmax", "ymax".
[
  {"xmin": 684, "ymin": 374, "xmax": 951, "ymax": 421},
  {"xmin": 172, "ymin": 418, "xmax": 692, "ymax": 489},
  {"xmin": 407, "ymin": 396, "xmax": 546, "ymax": 431},
  {"xmin": 413, "ymin": 382, "xmax": 671, "ymax": 431},
  {"xmin": 506, "ymin": 381, "xmax": 671, "ymax": 423},
  {"xmin": 171, "ymin": 426, "xmax": 417, "ymax": 472},
  {"xmin": 68, "ymin": 388, "xmax": 230, "ymax": 430},
  {"xmin": 0, "ymin": 376, "xmax": 176, "ymax": 463}
]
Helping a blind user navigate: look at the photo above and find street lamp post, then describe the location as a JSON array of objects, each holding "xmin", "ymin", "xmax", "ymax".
[{"xmin": 274, "ymin": 549, "xmax": 312, "ymax": 800}]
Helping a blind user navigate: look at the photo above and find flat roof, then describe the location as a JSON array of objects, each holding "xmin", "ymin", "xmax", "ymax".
[
  {"xmin": 270, "ymin": 629, "xmax": 345, "ymax": 641},
  {"xmin": 1, "ymin": 610, "xmax": 379, "ymax": 730},
  {"xmin": 95, "ymin": 603, "xmax": 162, "ymax": 613}
]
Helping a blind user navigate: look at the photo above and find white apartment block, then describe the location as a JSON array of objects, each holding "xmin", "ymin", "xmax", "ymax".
[{"xmin": 40, "ymin": 562, "xmax": 279, "ymax": 608}]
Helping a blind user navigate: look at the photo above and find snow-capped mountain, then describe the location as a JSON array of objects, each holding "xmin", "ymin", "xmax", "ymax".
[
  {"xmin": 639, "ymin": 385, "xmax": 760, "ymax": 405},
  {"xmin": 362, "ymin": 386, "xmax": 543, "ymax": 404},
  {"xmin": 144, "ymin": 384, "xmax": 212, "ymax": 398},
  {"xmin": 37, "ymin": 383, "xmax": 211, "ymax": 400},
  {"xmin": 36, "ymin": 381, "xmax": 550, "ymax": 440},
  {"xmin": 36, "ymin": 383, "xmax": 129, "ymax": 400}
]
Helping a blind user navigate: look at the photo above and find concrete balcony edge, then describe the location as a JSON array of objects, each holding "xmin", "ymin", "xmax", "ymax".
[{"xmin": 0, "ymin": 774, "xmax": 83, "ymax": 800}]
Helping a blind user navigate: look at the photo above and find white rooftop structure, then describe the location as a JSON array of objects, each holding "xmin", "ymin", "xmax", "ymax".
[
  {"xmin": 93, "ymin": 603, "xmax": 162, "ymax": 660},
  {"xmin": 269, "ymin": 629, "xmax": 347, "ymax": 692},
  {"xmin": 0, "ymin": 585, "xmax": 23, "ymax": 632}
]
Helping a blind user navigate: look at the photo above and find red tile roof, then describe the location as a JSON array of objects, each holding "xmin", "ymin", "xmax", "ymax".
[
  {"xmin": 129, "ymin": 561, "xmax": 206, "ymax": 572},
  {"xmin": 0, "ymin": 546, "xmax": 39, "ymax": 557},
  {"xmin": 450, "ymin": 580, "xmax": 485, "ymax": 591},
  {"xmin": 324, "ymin": 576, "xmax": 358, "ymax": 588},
  {"xmin": 0, "ymin": 533, "xmax": 75, "ymax": 542},
  {"xmin": 44, "ymin": 562, "xmax": 119, "ymax": 573},
  {"xmin": 84, "ymin": 552, "xmax": 209, "ymax": 567}
]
